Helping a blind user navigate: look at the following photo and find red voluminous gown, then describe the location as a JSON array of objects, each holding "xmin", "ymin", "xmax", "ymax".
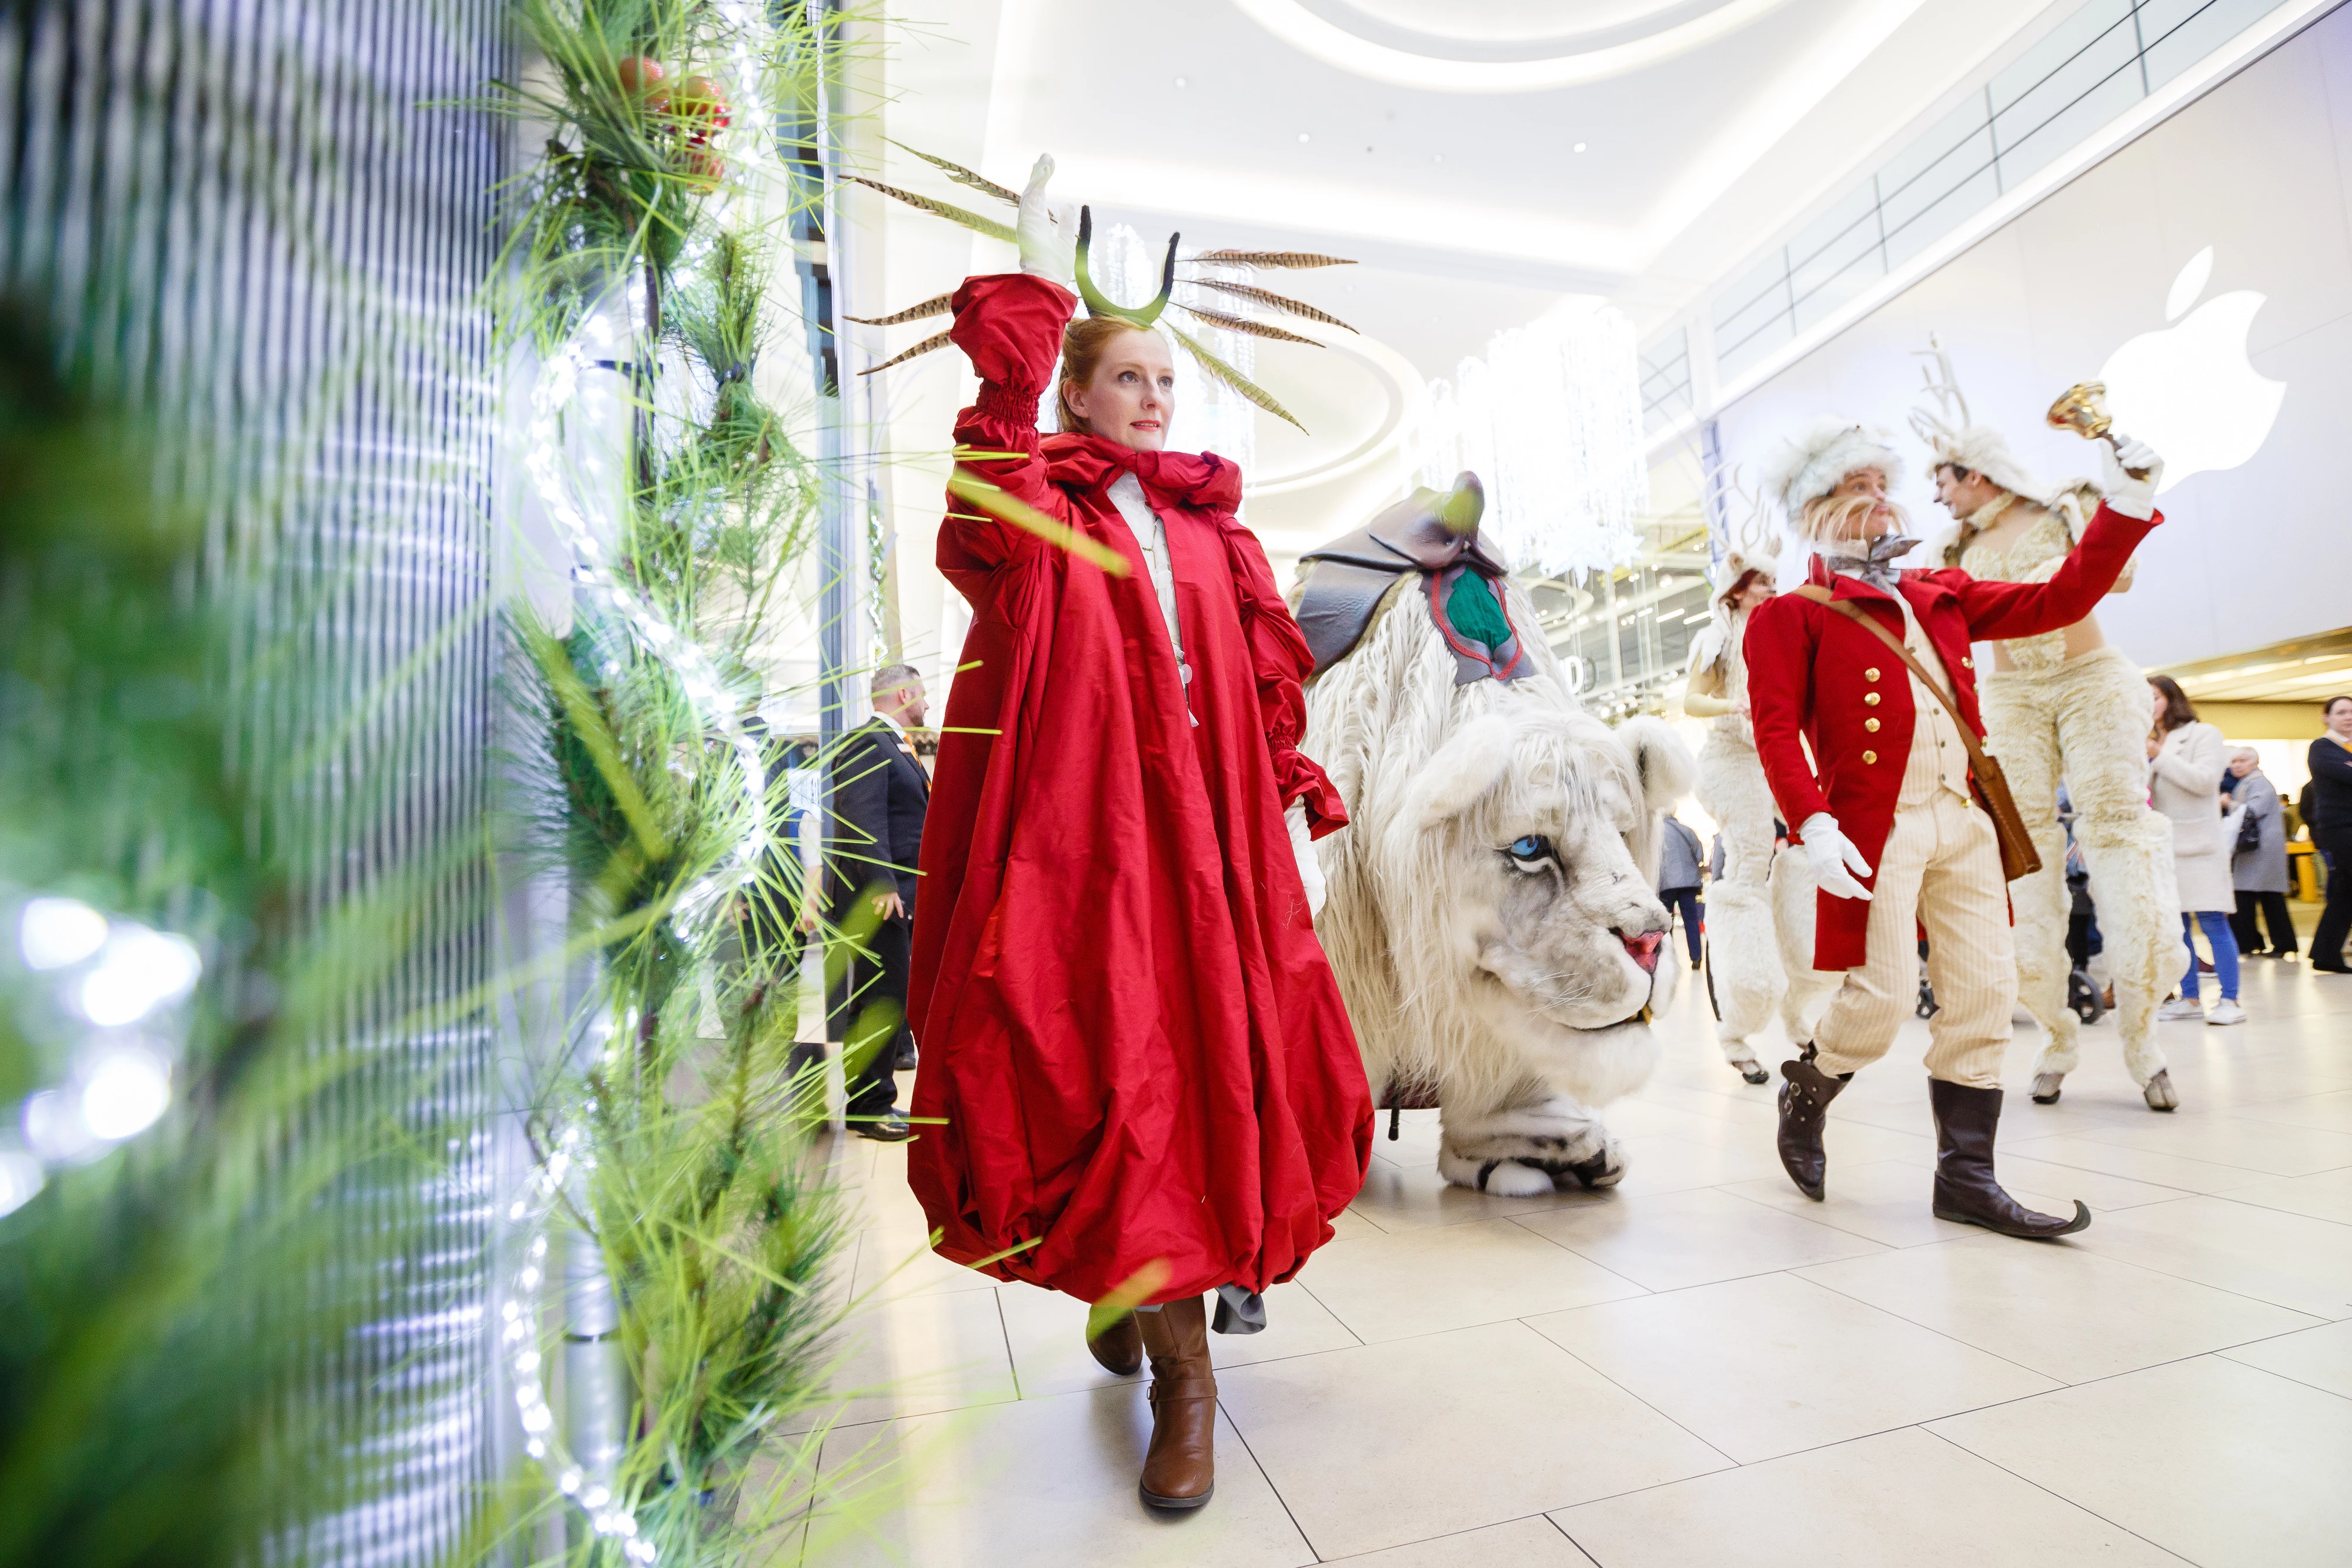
[{"xmin": 904, "ymin": 272, "xmax": 1373, "ymax": 1306}]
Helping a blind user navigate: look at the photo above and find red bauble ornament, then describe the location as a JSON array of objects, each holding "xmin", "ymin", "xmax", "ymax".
[
  {"xmin": 673, "ymin": 75, "xmax": 730, "ymax": 133},
  {"xmin": 616, "ymin": 56, "xmax": 670, "ymax": 114}
]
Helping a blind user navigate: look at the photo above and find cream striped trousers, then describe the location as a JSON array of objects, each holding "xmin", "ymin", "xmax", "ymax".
[{"xmin": 1812, "ymin": 791, "xmax": 2015, "ymax": 1089}]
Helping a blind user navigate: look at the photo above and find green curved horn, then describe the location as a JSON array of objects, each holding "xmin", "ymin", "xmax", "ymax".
[
  {"xmin": 1439, "ymin": 472, "xmax": 1485, "ymax": 537},
  {"xmin": 1074, "ymin": 206, "xmax": 1181, "ymax": 328}
]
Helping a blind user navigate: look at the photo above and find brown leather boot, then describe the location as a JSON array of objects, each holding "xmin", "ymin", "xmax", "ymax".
[
  {"xmin": 1777, "ymin": 1054, "xmax": 1847, "ymax": 1201},
  {"xmin": 1928, "ymin": 1078, "xmax": 2090, "ymax": 1238},
  {"xmin": 1135, "ymin": 1295, "xmax": 1215, "ymax": 1510},
  {"xmin": 1086, "ymin": 1310, "xmax": 1142, "ymax": 1376}
]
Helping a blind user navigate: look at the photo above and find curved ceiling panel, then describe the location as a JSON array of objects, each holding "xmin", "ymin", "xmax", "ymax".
[
  {"xmin": 1228, "ymin": 0, "xmax": 1799, "ymax": 91},
  {"xmin": 1309, "ymin": 0, "xmax": 1761, "ymax": 56},
  {"xmin": 1245, "ymin": 329, "xmax": 1430, "ymax": 498}
]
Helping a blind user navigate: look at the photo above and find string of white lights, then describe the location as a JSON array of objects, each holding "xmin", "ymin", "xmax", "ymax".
[
  {"xmin": 500, "ymin": 1114, "xmax": 663, "ymax": 1562},
  {"xmin": 500, "ymin": 14, "xmax": 808, "ymax": 1554},
  {"xmin": 1418, "ymin": 305, "xmax": 1649, "ymax": 581}
]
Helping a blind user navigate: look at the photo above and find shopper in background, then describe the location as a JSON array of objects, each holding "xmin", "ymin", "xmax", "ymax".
[
  {"xmin": 2310, "ymin": 694, "xmax": 2352, "ymax": 972},
  {"xmin": 1658, "ymin": 810, "xmax": 1707, "ymax": 971},
  {"xmin": 823, "ymin": 664, "xmax": 933, "ymax": 1139},
  {"xmin": 2227, "ymin": 748, "xmax": 2297, "ymax": 960},
  {"xmin": 2149, "ymin": 676, "xmax": 2243, "ymax": 1025}
]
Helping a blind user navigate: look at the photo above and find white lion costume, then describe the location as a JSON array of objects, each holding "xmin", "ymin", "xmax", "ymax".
[
  {"xmin": 1294, "ymin": 476, "xmax": 1694, "ymax": 1196},
  {"xmin": 1912, "ymin": 350, "xmax": 2181, "ymax": 1110},
  {"xmin": 1683, "ymin": 523, "xmax": 1840, "ymax": 1082}
]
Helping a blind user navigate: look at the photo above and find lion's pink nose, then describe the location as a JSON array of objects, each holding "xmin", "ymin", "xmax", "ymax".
[{"xmin": 1618, "ymin": 929, "xmax": 1665, "ymax": 974}]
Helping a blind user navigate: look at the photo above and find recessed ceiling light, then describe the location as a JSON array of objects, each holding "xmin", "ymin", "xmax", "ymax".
[
  {"xmin": 1174, "ymin": 76, "xmax": 1188, "ymax": 88},
  {"xmin": 1432, "ymin": 153, "xmax": 1443, "ymax": 163},
  {"xmin": 1297, "ymin": 132, "xmax": 1310, "ymax": 143},
  {"xmin": 1573, "ymin": 141, "xmax": 1588, "ymax": 153}
]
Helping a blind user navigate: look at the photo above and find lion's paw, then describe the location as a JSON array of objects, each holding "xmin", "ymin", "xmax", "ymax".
[
  {"xmin": 1436, "ymin": 1146, "xmax": 1558, "ymax": 1196},
  {"xmin": 1566, "ymin": 1137, "xmax": 1625, "ymax": 1189}
]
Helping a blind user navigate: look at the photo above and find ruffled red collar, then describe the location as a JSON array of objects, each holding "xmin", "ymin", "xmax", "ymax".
[{"xmin": 1041, "ymin": 432, "xmax": 1242, "ymax": 514}]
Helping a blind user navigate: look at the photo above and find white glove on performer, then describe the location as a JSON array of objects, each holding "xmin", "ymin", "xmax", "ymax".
[
  {"xmin": 1016, "ymin": 153, "xmax": 1077, "ymax": 284},
  {"xmin": 2102, "ymin": 433, "xmax": 2164, "ymax": 520},
  {"xmin": 1286, "ymin": 801, "xmax": 1327, "ymax": 920},
  {"xmin": 1799, "ymin": 812, "xmax": 1875, "ymax": 902}
]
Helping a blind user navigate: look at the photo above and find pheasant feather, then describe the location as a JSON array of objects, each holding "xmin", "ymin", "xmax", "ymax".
[
  {"xmin": 1185, "ymin": 277, "xmax": 1358, "ymax": 332},
  {"xmin": 887, "ymin": 141, "xmax": 1019, "ymax": 206},
  {"xmin": 1168, "ymin": 323, "xmax": 1306, "ymax": 433},
  {"xmin": 1182, "ymin": 249, "xmax": 1355, "ymax": 270},
  {"xmin": 858, "ymin": 331, "xmax": 954, "ymax": 376},
  {"xmin": 850, "ymin": 176, "xmax": 1016, "ymax": 243},
  {"xmin": 1173, "ymin": 302, "xmax": 1322, "ymax": 345},
  {"xmin": 846, "ymin": 293, "xmax": 955, "ymax": 326}
]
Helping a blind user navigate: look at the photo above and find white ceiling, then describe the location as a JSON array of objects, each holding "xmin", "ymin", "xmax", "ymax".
[{"xmin": 868, "ymin": 0, "xmax": 2083, "ymax": 547}]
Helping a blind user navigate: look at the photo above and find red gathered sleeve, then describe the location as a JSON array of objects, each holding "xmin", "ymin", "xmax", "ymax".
[
  {"xmin": 1940, "ymin": 502, "xmax": 2159, "ymax": 642},
  {"xmin": 943, "ymin": 273, "xmax": 1080, "ymax": 569},
  {"xmin": 1222, "ymin": 523, "xmax": 1349, "ymax": 836},
  {"xmin": 1741, "ymin": 592, "xmax": 1829, "ymax": 831}
]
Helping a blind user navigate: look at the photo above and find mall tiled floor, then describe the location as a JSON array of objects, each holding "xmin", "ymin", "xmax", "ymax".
[{"xmin": 793, "ymin": 926, "xmax": 2352, "ymax": 1567}]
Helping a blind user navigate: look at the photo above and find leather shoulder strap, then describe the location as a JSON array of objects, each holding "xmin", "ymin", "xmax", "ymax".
[{"xmin": 1792, "ymin": 583, "xmax": 1997, "ymax": 776}]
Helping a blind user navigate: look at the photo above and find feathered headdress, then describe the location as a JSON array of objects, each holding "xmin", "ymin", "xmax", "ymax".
[
  {"xmin": 1763, "ymin": 416, "xmax": 1905, "ymax": 529},
  {"xmin": 846, "ymin": 143, "xmax": 1357, "ymax": 432},
  {"xmin": 1907, "ymin": 335, "xmax": 2062, "ymax": 505},
  {"xmin": 1689, "ymin": 465, "xmax": 1781, "ymax": 674},
  {"xmin": 1710, "ymin": 465, "xmax": 1782, "ymax": 593}
]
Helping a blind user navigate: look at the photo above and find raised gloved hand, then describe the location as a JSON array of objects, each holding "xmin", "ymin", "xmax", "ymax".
[
  {"xmin": 1287, "ymin": 801, "xmax": 1327, "ymax": 920},
  {"xmin": 2102, "ymin": 433, "xmax": 2164, "ymax": 520},
  {"xmin": 1799, "ymin": 812, "xmax": 1875, "ymax": 901},
  {"xmin": 1016, "ymin": 153, "xmax": 1076, "ymax": 284}
]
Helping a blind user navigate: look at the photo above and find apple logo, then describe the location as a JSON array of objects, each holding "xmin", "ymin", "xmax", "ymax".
[{"xmin": 2097, "ymin": 247, "xmax": 2286, "ymax": 494}]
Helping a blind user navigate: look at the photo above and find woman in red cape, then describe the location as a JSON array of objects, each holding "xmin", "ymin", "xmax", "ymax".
[{"xmin": 904, "ymin": 158, "xmax": 1371, "ymax": 1510}]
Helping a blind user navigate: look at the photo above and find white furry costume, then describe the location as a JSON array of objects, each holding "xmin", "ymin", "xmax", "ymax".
[
  {"xmin": 1687, "ymin": 573, "xmax": 1838, "ymax": 1073},
  {"xmin": 1302, "ymin": 568, "xmax": 1690, "ymax": 1197},
  {"xmin": 1926, "ymin": 426, "xmax": 2181, "ymax": 1090}
]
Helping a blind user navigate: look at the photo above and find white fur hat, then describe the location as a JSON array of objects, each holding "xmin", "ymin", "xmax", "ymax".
[
  {"xmin": 1914, "ymin": 419, "xmax": 2052, "ymax": 506},
  {"xmin": 1763, "ymin": 416, "xmax": 1905, "ymax": 521},
  {"xmin": 1710, "ymin": 532, "xmax": 1780, "ymax": 595}
]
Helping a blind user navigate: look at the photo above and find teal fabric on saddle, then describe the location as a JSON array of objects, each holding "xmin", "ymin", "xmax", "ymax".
[{"xmin": 1445, "ymin": 569, "xmax": 1514, "ymax": 648}]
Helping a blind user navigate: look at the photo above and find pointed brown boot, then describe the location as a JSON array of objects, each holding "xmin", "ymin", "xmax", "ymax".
[
  {"xmin": 1928, "ymin": 1078, "xmax": 2090, "ymax": 1238},
  {"xmin": 1086, "ymin": 1310, "xmax": 1142, "ymax": 1376},
  {"xmin": 1136, "ymin": 1294, "xmax": 1215, "ymax": 1510},
  {"xmin": 1777, "ymin": 1054, "xmax": 1847, "ymax": 1201}
]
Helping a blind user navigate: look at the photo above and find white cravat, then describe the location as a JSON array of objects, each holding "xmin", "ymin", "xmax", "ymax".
[{"xmin": 1107, "ymin": 472, "xmax": 1184, "ymax": 668}]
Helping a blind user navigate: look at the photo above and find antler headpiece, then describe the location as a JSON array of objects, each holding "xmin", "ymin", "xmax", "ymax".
[
  {"xmin": 1906, "ymin": 334, "xmax": 2056, "ymax": 506},
  {"xmin": 1074, "ymin": 207, "xmax": 1177, "ymax": 328}
]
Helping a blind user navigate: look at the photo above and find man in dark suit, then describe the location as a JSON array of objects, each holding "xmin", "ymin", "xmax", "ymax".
[{"xmin": 824, "ymin": 664, "xmax": 930, "ymax": 1139}]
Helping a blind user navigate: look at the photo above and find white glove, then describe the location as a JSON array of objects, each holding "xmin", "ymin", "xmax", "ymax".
[
  {"xmin": 1799, "ymin": 812, "xmax": 1875, "ymax": 901},
  {"xmin": 1287, "ymin": 801, "xmax": 1327, "ymax": 920},
  {"xmin": 2102, "ymin": 433, "xmax": 2164, "ymax": 519},
  {"xmin": 1016, "ymin": 154, "xmax": 1077, "ymax": 284}
]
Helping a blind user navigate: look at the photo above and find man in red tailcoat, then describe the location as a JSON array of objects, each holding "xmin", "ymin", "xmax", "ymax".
[{"xmin": 1743, "ymin": 417, "xmax": 2164, "ymax": 1238}]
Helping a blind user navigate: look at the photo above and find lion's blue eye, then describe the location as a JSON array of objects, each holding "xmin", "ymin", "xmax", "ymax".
[{"xmin": 1507, "ymin": 835, "xmax": 1553, "ymax": 864}]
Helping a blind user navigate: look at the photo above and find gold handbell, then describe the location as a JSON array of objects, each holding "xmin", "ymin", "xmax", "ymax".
[
  {"xmin": 2046, "ymin": 380, "xmax": 2149, "ymax": 479},
  {"xmin": 2045, "ymin": 381, "xmax": 2113, "ymax": 440}
]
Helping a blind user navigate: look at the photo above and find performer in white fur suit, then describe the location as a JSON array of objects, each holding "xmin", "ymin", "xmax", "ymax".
[
  {"xmin": 1912, "ymin": 347, "xmax": 2183, "ymax": 1111},
  {"xmin": 1682, "ymin": 523, "xmax": 1838, "ymax": 1083}
]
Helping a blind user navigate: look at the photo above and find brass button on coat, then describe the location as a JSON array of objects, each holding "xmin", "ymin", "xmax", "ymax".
[
  {"xmin": 1864, "ymin": 692, "xmax": 1881, "ymax": 706},
  {"xmin": 1863, "ymin": 750, "xmax": 1879, "ymax": 764},
  {"xmin": 1865, "ymin": 717, "xmax": 1880, "ymax": 732},
  {"xmin": 1962, "ymin": 656, "xmax": 1973, "ymax": 668},
  {"xmin": 1865, "ymin": 667, "xmax": 1881, "ymax": 681}
]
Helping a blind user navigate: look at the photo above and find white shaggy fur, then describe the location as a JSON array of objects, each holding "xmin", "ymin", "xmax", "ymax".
[
  {"xmin": 1693, "ymin": 732, "xmax": 1840, "ymax": 1072},
  {"xmin": 1303, "ymin": 576, "xmax": 1692, "ymax": 1192},
  {"xmin": 1977, "ymin": 649, "xmax": 2181, "ymax": 1089},
  {"xmin": 1764, "ymin": 416, "xmax": 1906, "ymax": 524}
]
